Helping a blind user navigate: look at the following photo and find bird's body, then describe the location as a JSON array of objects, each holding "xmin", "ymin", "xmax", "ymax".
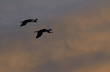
[
  {"xmin": 20, "ymin": 18, "xmax": 38, "ymax": 27},
  {"xmin": 34, "ymin": 29, "xmax": 53, "ymax": 38}
]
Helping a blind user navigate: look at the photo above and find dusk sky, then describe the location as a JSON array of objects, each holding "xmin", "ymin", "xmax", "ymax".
[{"xmin": 0, "ymin": 0, "xmax": 110, "ymax": 72}]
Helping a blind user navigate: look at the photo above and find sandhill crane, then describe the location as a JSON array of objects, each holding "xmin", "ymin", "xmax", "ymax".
[
  {"xmin": 34, "ymin": 29, "xmax": 53, "ymax": 38},
  {"xmin": 20, "ymin": 18, "xmax": 38, "ymax": 27}
]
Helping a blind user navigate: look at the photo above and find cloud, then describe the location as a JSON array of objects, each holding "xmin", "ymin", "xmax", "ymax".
[{"xmin": 0, "ymin": 0, "xmax": 110, "ymax": 72}]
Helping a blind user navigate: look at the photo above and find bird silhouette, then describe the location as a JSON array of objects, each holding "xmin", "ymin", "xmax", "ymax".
[
  {"xmin": 34, "ymin": 29, "xmax": 53, "ymax": 38},
  {"xmin": 20, "ymin": 18, "xmax": 38, "ymax": 27}
]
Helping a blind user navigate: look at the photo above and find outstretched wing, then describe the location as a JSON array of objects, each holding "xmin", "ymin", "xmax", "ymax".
[
  {"xmin": 36, "ymin": 32, "xmax": 43, "ymax": 38},
  {"xmin": 20, "ymin": 21, "xmax": 29, "ymax": 27},
  {"xmin": 20, "ymin": 22, "xmax": 26, "ymax": 27}
]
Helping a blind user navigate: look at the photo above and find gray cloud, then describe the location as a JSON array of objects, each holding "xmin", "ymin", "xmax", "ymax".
[
  {"xmin": 0, "ymin": 0, "xmax": 88, "ymax": 27},
  {"xmin": 1, "ymin": 0, "xmax": 110, "ymax": 72}
]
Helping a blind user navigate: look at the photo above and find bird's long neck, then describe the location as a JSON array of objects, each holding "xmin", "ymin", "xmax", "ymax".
[{"xmin": 46, "ymin": 29, "xmax": 53, "ymax": 33}]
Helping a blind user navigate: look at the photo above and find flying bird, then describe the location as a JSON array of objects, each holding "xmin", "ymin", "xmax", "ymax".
[
  {"xmin": 34, "ymin": 29, "xmax": 53, "ymax": 39},
  {"xmin": 20, "ymin": 18, "xmax": 38, "ymax": 27}
]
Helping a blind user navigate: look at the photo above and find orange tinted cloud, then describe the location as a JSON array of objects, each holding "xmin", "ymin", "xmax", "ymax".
[{"xmin": 1, "ymin": 1, "xmax": 110, "ymax": 72}]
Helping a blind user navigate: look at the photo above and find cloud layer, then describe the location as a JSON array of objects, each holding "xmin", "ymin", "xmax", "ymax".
[{"xmin": 0, "ymin": 0, "xmax": 110, "ymax": 72}]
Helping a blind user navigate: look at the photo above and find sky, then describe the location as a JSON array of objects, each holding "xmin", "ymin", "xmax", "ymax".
[
  {"xmin": 0, "ymin": 0, "xmax": 110, "ymax": 72},
  {"xmin": 0, "ymin": 0, "xmax": 85, "ymax": 27}
]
